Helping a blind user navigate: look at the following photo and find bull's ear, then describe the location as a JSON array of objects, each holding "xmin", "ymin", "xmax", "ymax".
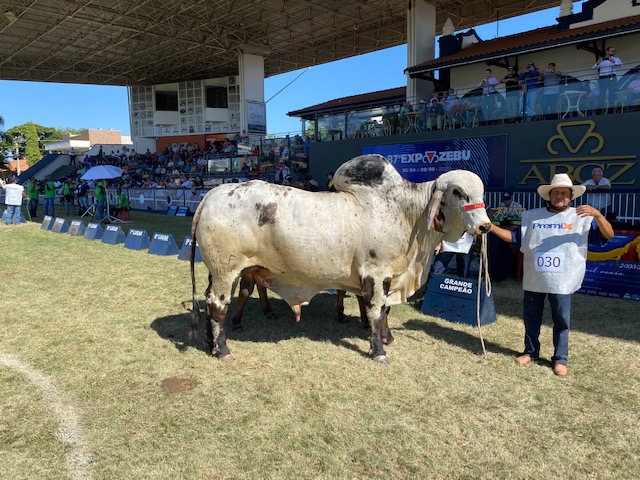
[{"xmin": 426, "ymin": 189, "xmax": 444, "ymax": 230}]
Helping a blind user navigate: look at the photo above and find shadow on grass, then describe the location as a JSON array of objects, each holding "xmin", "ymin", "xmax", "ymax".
[
  {"xmin": 150, "ymin": 292, "xmax": 372, "ymax": 358},
  {"xmin": 402, "ymin": 319, "xmax": 520, "ymax": 358}
]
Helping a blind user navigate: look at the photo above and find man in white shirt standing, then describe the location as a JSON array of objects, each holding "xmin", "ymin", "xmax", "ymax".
[
  {"xmin": 581, "ymin": 167, "xmax": 611, "ymax": 215},
  {"xmin": 592, "ymin": 46, "xmax": 623, "ymax": 113},
  {"xmin": 489, "ymin": 174, "xmax": 613, "ymax": 376},
  {"xmin": 1, "ymin": 177, "xmax": 27, "ymax": 225}
]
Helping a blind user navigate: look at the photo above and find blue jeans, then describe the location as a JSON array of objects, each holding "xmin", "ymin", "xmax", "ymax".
[
  {"xmin": 524, "ymin": 89, "xmax": 539, "ymax": 122},
  {"xmin": 432, "ymin": 251, "xmax": 473, "ymax": 278},
  {"xmin": 523, "ymin": 291, "xmax": 571, "ymax": 365},
  {"xmin": 43, "ymin": 197, "xmax": 55, "ymax": 217},
  {"xmin": 4, "ymin": 205, "xmax": 23, "ymax": 225},
  {"xmin": 28, "ymin": 198, "xmax": 38, "ymax": 218},
  {"xmin": 96, "ymin": 199, "xmax": 106, "ymax": 220}
]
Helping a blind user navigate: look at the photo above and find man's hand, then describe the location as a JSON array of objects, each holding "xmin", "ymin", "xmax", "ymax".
[{"xmin": 576, "ymin": 205, "xmax": 600, "ymax": 218}]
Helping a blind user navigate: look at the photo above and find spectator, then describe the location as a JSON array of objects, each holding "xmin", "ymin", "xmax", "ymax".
[
  {"xmin": 43, "ymin": 177, "xmax": 56, "ymax": 217},
  {"xmin": 1, "ymin": 177, "xmax": 27, "ymax": 225},
  {"xmin": 477, "ymin": 68, "xmax": 499, "ymax": 124},
  {"xmin": 592, "ymin": 46, "xmax": 623, "ymax": 113},
  {"xmin": 489, "ymin": 174, "xmax": 613, "ymax": 376},
  {"xmin": 111, "ymin": 188, "xmax": 130, "ymax": 219},
  {"xmin": 431, "ymin": 232, "xmax": 475, "ymax": 278},
  {"xmin": 426, "ymin": 98, "xmax": 445, "ymax": 130},
  {"xmin": 76, "ymin": 178, "xmax": 90, "ymax": 216},
  {"xmin": 581, "ymin": 167, "xmax": 611, "ymax": 216},
  {"xmin": 519, "ymin": 62, "xmax": 541, "ymax": 122},
  {"xmin": 95, "ymin": 179, "xmax": 107, "ymax": 221},
  {"xmin": 493, "ymin": 192, "xmax": 524, "ymax": 221},
  {"xmin": 69, "ymin": 147, "xmax": 76, "ymax": 166},
  {"xmin": 540, "ymin": 62, "xmax": 562, "ymax": 120},
  {"xmin": 26, "ymin": 177, "xmax": 40, "ymax": 219},
  {"xmin": 500, "ymin": 65, "xmax": 521, "ymax": 122},
  {"xmin": 61, "ymin": 177, "xmax": 75, "ymax": 215}
]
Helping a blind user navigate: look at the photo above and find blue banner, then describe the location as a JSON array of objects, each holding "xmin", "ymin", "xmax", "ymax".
[{"xmin": 362, "ymin": 135, "xmax": 507, "ymax": 188}]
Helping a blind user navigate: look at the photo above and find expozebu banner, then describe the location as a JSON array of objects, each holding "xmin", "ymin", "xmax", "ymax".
[{"xmin": 362, "ymin": 134, "xmax": 507, "ymax": 189}]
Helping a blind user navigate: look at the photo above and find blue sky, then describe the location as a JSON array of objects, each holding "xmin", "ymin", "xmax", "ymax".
[{"xmin": 0, "ymin": 2, "xmax": 585, "ymax": 137}]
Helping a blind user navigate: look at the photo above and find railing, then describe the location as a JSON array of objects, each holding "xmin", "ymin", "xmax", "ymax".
[
  {"xmin": 486, "ymin": 191, "xmax": 640, "ymax": 226},
  {"xmin": 4, "ymin": 188, "xmax": 636, "ymax": 227}
]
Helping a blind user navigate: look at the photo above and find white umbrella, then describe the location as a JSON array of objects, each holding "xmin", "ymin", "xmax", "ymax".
[
  {"xmin": 81, "ymin": 165, "xmax": 124, "ymax": 181},
  {"xmin": 80, "ymin": 165, "xmax": 124, "ymax": 223}
]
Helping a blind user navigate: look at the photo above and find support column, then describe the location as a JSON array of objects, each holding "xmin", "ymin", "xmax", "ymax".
[
  {"xmin": 238, "ymin": 52, "xmax": 266, "ymax": 135},
  {"xmin": 406, "ymin": 0, "xmax": 436, "ymax": 103}
]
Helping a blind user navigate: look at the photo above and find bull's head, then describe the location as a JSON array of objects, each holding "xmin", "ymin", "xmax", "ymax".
[{"xmin": 426, "ymin": 170, "xmax": 492, "ymax": 241}]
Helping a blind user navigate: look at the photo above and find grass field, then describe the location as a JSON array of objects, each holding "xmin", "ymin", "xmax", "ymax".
[{"xmin": 1, "ymin": 211, "xmax": 639, "ymax": 480}]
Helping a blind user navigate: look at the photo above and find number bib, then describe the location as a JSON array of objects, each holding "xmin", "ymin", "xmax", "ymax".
[{"xmin": 534, "ymin": 252, "xmax": 565, "ymax": 272}]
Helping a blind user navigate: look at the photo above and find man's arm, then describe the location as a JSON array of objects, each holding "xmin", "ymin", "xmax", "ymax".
[
  {"xmin": 489, "ymin": 224, "xmax": 515, "ymax": 243},
  {"xmin": 576, "ymin": 205, "xmax": 614, "ymax": 239}
]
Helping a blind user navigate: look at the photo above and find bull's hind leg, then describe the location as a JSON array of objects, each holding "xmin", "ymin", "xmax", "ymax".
[{"xmin": 362, "ymin": 275, "xmax": 391, "ymax": 364}]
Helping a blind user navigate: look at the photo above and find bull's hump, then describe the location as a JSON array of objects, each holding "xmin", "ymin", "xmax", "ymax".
[{"xmin": 340, "ymin": 155, "xmax": 387, "ymax": 187}]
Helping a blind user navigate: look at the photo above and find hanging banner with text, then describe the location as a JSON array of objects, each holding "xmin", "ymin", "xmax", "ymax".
[{"xmin": 362, "ymin": 135, "xmax": 507, "ymax": 188}]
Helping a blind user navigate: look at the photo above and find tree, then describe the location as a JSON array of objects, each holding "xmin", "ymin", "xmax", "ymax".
[
  {"xmin": 25, "ymin": 122, "xmax": 41, "ymax": 166},
  {"xmin": 0, "ymin": 122, "xmax": 81, "ymax": 164}
]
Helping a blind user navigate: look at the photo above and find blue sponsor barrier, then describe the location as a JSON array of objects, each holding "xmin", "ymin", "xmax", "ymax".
[
  {"xmin": 124, "ymin": 229, "xmax": 151, "ymax": 251},
  {"xmin": 421, "ymin": 274, "xmax": 496, "ymax": 326},
  {"xmin": 68, "ymin": 220, "xmax": 86, "ymax": 237},
  {"xmin": 101, "ymin": 225, "xmax": 127, "ymax": 245},
  {"xmin": 178, "ymin": 235, "xmax": 202, "ymax": 262},
  {"xmin": 166, "ymin": 205, "xmax": 178, "ymax": 216},
  {"xmin": 148, "ymin": 232, "xmax": 179, "ymax": 256},
  {"xmin": 41, "ymin": 215, "xmax": 55, "ymax": 230},
  {"xmin": 83, "ymin": 222, "xmax": 104, "ymax": 240},
  {"xmin": 51, "ymin": 217, "xmax": 70, "ymax": 234},
  {"xmin": 176, "ymin": 206, "xmax": 191, "ymax": 217}
]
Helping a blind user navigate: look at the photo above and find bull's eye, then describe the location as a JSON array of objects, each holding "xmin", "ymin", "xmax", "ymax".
[{"xmin": 452, "ymin": 188, "xmax": 470, "ymax": 203}]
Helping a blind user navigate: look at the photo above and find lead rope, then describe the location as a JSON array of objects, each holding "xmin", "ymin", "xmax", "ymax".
[{"xmin": 476, "ymin": 233, "xmax": 492, "ymax": 358}]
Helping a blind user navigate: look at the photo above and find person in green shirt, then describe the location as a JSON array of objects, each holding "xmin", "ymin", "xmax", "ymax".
[
  {"xmin": 43, "ymin": 177, "xmax": 56, "ymax": 217},
  {"xmin": 26, "ymin": 177, "xmax": 40, "ymax": 219},
  {"xmin": 61, "ymin": 178, "xmax": 75, "ymax": 215},
  {"xmin": 112, "ymin": 188, "xmax": 130, "ymax": 219},
  {"xmin": 95, "ymin": 180, "xmax": 106, "ymax": 220}
]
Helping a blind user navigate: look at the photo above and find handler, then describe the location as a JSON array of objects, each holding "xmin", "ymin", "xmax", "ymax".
[{"xmin": 489, "ymin": 174, "xmax": 613, "ymax": 376}]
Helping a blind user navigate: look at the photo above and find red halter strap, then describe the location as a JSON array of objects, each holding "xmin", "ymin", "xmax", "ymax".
[{"xmin": 463, "ymin": 202, "xmax": 485, "ymax": 211}]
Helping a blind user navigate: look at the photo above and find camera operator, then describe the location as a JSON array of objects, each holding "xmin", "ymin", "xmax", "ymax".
[{"xmin": 592, "ymin": 46, "xmax": 623, "ymax": 113}]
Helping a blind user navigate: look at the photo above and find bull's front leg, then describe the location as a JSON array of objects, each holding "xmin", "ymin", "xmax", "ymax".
[
  {"xmin": 205, "ymin": 293, "xmax": 232, "ymax": 360},
  {"xmin": 362, "ymin": 275, "xmax": 391, "ymax": 364}
]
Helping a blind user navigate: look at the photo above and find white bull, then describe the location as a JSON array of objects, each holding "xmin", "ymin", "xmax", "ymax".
[{"xmin": 190, "ymin": 154, "xmax": 491, "ymax": 363}]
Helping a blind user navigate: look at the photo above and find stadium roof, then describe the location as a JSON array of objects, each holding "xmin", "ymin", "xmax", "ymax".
[{"xmin": 0, "ymin": 0, "xmax": 577, "ymax": 86}]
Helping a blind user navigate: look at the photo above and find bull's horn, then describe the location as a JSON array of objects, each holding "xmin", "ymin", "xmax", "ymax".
[{"xmin": 426, "ymin": 189, "xmax": 444, "ymax": 230}]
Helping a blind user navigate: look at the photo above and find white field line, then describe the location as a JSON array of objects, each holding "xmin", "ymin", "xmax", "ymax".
[{"xmin": 0, "ymin": 351, "xmax": 94, "ymax": 480}]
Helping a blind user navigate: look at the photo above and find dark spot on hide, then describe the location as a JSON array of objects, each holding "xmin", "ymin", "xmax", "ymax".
[
  {"xmin": 219, "ymin": 294, "xmax": 225, "ymax": 301},
  {"xmin": 342, "ymin": 156, "xmax": 386, "ymax": 186},
  {"xmin": 257, "ymin": 202, "xmax": 278, "ymax": 226},
  {"xmin": 361, "ymin": 276, "xmax": 375, "ymax": 307},
  {"xmin": 369, "ymin": 249, "xmax": 377, "ymax": 259},
  {"xmin": 382, "ymin": 277, "xmax": 391, "ymax": 296}
]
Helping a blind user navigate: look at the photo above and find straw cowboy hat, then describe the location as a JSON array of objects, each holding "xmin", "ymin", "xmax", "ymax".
[{"xmin": 537, "ymin": 173, "xmax": 586, "ymax": 201}]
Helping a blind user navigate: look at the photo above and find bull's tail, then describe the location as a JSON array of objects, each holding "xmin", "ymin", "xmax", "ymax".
[{"xmin": 189, "ymin": 197, "xmax": 206, "ymax": 341}]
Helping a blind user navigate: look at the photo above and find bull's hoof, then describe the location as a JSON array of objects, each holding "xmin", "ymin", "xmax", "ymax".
[
  {"xmin": 218, "ymin": 353, "xmax": 234, "ymax": 361},
  {"xmin": 383, "ymin": 339, "xmax": 396, "ymax": 347},
  {"xmin": 372, "ymin": 354, "xmax": 390, "ymax": 364}
]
